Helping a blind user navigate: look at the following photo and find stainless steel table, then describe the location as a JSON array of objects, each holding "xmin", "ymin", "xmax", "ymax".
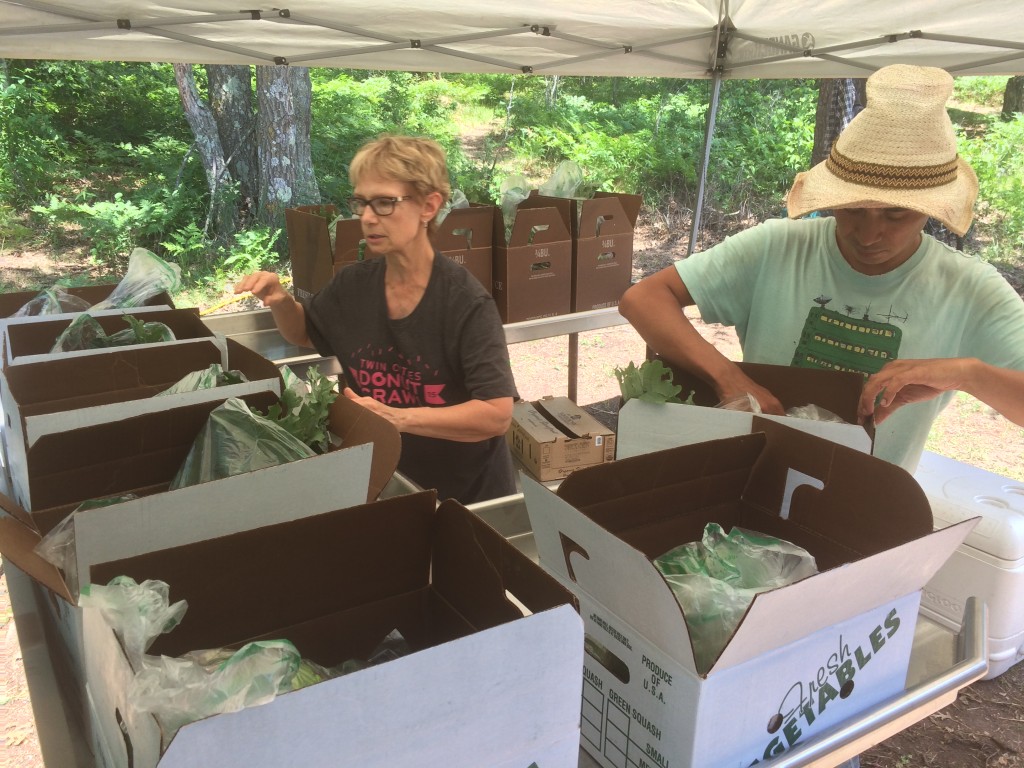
[{"xmin": 203, "ymin": 306, "xmax": 631, "ymax": 402}]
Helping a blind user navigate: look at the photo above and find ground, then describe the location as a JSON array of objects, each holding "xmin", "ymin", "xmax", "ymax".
[{"xmin": 1, "ymin": 221, "xmax": 1023, "ymax": 767}]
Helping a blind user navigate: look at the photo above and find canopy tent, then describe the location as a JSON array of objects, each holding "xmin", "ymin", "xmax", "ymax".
[
  {"xmin": 3, "ymin": 0, "xmax": 1023, "ymax": 247},
  {"xmin": 2, "ymin": 0, "xmax": 1023, "ymax": 78}
]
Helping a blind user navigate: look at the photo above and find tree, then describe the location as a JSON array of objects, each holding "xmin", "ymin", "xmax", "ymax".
[
  {"xmin": 174, "ymin": 63, "xmax": 320, "ymax": 251},
  {"xmin": 1003, "ymin": 75, "xmax": 1024, "ymax": 119}
]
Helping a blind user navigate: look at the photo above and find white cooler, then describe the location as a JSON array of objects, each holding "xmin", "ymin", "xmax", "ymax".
[{"xmin": 915, "ymin": 450, "xmax": 1024, "ymax": 679}]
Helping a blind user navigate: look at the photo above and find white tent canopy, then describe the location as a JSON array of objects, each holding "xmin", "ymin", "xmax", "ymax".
[{"xmin": 2, "ymin": 0, "xmax": 1024, "ymax": 78}]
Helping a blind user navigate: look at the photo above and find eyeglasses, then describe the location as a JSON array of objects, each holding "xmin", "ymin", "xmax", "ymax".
[{"xmin": 346, "ymin": 195, "xmax": 412, "ymax": 216}]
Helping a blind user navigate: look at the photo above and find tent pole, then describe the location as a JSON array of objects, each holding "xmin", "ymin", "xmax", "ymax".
[{"xmin": 688, "ymin": 69, "xmax": 723, "ymax": 257}]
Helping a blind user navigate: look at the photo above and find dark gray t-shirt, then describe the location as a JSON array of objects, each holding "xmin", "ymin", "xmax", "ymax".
[{"xmin": 304, "ymin": 254, "xmax": 518, "ymax": 504}]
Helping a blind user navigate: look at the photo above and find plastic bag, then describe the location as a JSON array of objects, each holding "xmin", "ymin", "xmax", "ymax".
[
  {"xmin": 91, "ymin": 248, "xmax": 182, "ymax": 311},
  {"xmin": 170, "ymin": 397, "xmax": 315, "ymax": 490},
  {"xmin": 129, "ymin": 639, "xmax": 305, "ymax": 741},
  {"xmin": 34, "ymin": 495, "xmax": 139, "ymax": 598},
  {"xmin": 715, "ymin": 393, "xmax": 762, "ymax": 413},
  {"xmin": 11, "ymin": 287, "xmax": 92, "ymax": 317},
  {"xmin": 436, "ymin": 188, "xmax": 469, "ymax": 225},
  {"xmin": 499, "ymin": 174, "xmax": 531, "ymax": 237},
  {"xmin": 786, "ymin": 404, "xmax": 848, "ymax": 423},
  {"xmin": 50, "ymin": 313, "xmax": 176, "ymax": 352},
  {"xmin": 79, "ymin": 576, "xmax": 188, "ymax": 665},
  {"xmin": 655, "ymin": 523, "xmax": 818, "ymax": 673},
  {"xmin": 538, "ymin": 160, "xmax": 584, "ymax": 199},
  {"xmin": 157, "ymin": 364, "xmax": 247, "ymax": 396}
]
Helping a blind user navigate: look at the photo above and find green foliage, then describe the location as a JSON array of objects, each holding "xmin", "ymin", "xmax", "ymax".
[
  {"xmin": 614, "ymin": 360, "xmax": 692, "ymax": 404},
  {"xmin": 959, "ymin": 113, "xmax": 1024, "ymax": 251},
  {"xmin": 264, "ymin": 367, "xmax": 340, "ymax": 453},
  {"xmin": 953, "ymin": 76, "xmax": 1011, "ymax": 109}
]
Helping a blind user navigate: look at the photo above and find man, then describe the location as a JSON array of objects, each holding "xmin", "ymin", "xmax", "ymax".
[{"xmin": 620, "ymin": 64, "xmax": 1024, "ymax": 473}]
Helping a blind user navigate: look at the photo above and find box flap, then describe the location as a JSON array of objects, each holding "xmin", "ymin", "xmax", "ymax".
[
  {"xmin": 578, "ymin": 196, "xmax": 634, "ymax": 238},
  {"xmin": 0, "ymin": 507, "xmax": 72, "ymax": 602},
  {"xmin": 511, "ymin": 401, "xmax": 565, "ymax": 445},
  {"xmin": 328, "ymin": 394, "xmax": 402, "ymax": 501},
  {"xmin": 89, "ymin": 490, "xmax": 438, "ymax": 657},
  {"xmin": 714, "ymin": 517, "xmax": 978, "ymax": 672},
  {"xmin": 533, "ymin": 396, "xmax": 614, "ymax": 439},
  {"xmin": 503, "ymin": 204, "xmax": 572, "ymax": 248},
  {"xmin": 594, "ymin": 191, "xmax": 642, "ymax": 226},
  {"xmin": 434, "ymin": 205, "xmax": 494, "ymax": 251},
  {"xmin": 285, "ymin": 206, "xmax": 336, "ymax": 298},
  {"xmin": 0, "ymin": 283, "xmax": 174, "ymax": 318},
  {"xmin": 433, "ymin": 499, "xmax": 579, "ymax": 624},
  {"xmin": 524, "ymin": 474, "xmax": 697, "ymax": 667}
]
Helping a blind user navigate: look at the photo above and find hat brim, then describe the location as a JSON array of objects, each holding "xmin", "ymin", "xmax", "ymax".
[{"xmin": 786, "ymin": 157, "xmax": 978, "ymax": 237}]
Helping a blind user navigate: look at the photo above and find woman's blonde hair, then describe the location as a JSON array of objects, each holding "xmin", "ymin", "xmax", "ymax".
[{"xmin": 349, "ymin": 134, "xmax": 451, "ymax": 234}]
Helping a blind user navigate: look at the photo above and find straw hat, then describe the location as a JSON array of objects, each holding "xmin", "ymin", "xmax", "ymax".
[{"xmin": 786, "ymin": 64, "xmax": 978, "ymax": 236}]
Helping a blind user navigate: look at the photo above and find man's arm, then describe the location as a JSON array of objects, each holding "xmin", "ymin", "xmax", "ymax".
[
  {"xmin": 233, "ymin": 271, "xmax": 313, "ymax": 349},
  {"xmin": 618, "ymin": 266, "xmax": 784, "ymax": 414},
  {"xmin": 859, "ymin": 357, "xmax": 1024, "ymax": 427}
]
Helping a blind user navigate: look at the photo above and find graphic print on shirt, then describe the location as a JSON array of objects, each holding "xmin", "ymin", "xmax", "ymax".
[
  {"xmin": 346, "ymin": 344, "xmax": 446, "ymax": 406},
  {"xmin": 791, "ymin": 295, "xmax": 904, "ymax": 376}
]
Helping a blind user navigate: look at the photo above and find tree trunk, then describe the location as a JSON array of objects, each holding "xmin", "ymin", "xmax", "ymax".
[
  {"xmin": 810, "ymin": 78, "xmax": 866, "ymax": 167},
  {"xmin": 1003, "ymin": 75, "xmax": 1024, "ymax": 119},
  {"xmin": 206, "ymin": 65, "xmax": 258, "ymax": 223},
  {"xmin": 287, "ymin": 66, "xmax": 320, "ymax": 206},
  {"xmin": 173, "ymin": 63, "xmax": 237, "ymax": 241}
]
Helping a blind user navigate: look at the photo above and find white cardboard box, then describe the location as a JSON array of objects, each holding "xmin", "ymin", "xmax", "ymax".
[
  {"xmin": 915, "ymin": 450, "xmax": 1024, "ymax": 679},
  {"xmin": 0, "ymin": 394, "xmax": 403, "ymax": 689},
  {"xmin": 524, "ymin": 419, "xmax": 975, "ymax": 768},
  {"xmin": 1, "ymin": 338, "xmax": 282, "ymax": 512},
  {"xmin": 81, "ymin": 494, "xmax": 584, "ymax": 768},
  {"xmin": 617, "ymin": 360, "xmax": 873, "ymax": 459}
]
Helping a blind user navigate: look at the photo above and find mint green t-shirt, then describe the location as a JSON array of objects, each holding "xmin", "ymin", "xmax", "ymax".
[{"xmin": 675, "ymin": 216, "xmax": 1024, "ymax": 471}]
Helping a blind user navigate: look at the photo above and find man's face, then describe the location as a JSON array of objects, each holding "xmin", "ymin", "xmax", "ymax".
[{"xmin": 832, "ymin": 207, "xmax": 930, "ymax": 275}]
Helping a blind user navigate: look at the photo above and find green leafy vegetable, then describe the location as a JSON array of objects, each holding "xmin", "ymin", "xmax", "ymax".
[
  {"xmin": 263, "ymin": 367, "xmax": 339, "ymax": 453},
  {"xmin": 614, "ymin": 359, "xmax": 694, "ymax": 404}
]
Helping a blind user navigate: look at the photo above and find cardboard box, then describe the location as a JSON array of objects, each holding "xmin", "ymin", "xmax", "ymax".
[
  {"xmin": 524, "ymin": 419, "xmax": 976, "ymax": 768},
  {"xmin": 491, "ymin": 201, "xmax": 572, "ymax": 323},
  {"xmin": 0, "ymin": 392, "xmax": 403, "ymax": 694},
  {"xmin": 528, "ymin": 192, "xmax": 642, "ymax": 312},
  {"xmin": 434, "ymin": 203, "xmax": 495, "ymax": 293},
  {"xmin": 0, "ymin": 283, "xmax": 174, "ymax": 318},
  {"xmin": 285, "ymin": 205, "xmax": 367, "ymax": 301},
  {"xmin": 3, "ymin": 307, "xmax": 223, "ymax": 369},
  {"xmin": 914, "ymin": 451, "xmax": 1024, "ymax": 679},
  {"xmin": 0, "ymin": 338, "xmax": 283, "ymax": 512},
  {"xmin": 617, "ymin": 359, "xmax": 874, "ymax": 458},
  {"xmin": 508, "ymin": 396, "xmax": 616, "ymax": 482},
  {"xmin": 78, "ymin": 493, "xmax": 583, "ymax": 768}
]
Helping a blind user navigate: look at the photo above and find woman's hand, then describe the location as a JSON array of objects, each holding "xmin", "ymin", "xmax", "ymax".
[{"xmin": 234, "ymin": 271, "xmax": 290, "ymax": 308}]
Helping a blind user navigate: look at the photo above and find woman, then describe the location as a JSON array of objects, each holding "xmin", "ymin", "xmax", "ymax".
[{"xmin": 235, "ymin": 134, "xmax": 518, "ymax": 504}]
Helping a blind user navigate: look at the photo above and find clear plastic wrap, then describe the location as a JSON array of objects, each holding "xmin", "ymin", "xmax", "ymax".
[
  {"xmin": 786, "ymin": 403, "xmax": 849, "ymax": 423},
  {"xmin": 11, "ymin": 287, "xmax": 92, "ymax": 317},
  {"xmin": 90, "ymin": 247, "xmax": 182, "ymax": 311},
  {"xmin": 499, "ymin": 174, "xmax": 531, "ymax": 237},
  {"xmin": 538, "ymin": 159, "xmax": 585, "ymax": 198},
  {"xmin": 33, "ymin": 495, "xmax": 139, "ymax": 598},
  {"xmin": 436, "ymin": 188, "xmax": 469, "ymax": 225},
  {"xmin": 156, "ymin": 364, "xmax": 247, "ymax": 396},
  {"xmin": 78, "ymin": 576, "xmax": 187, "ymax": 665},
  {"xmin": 169, "ymin": 397, "xmax": 315, "ymax": 490},
  {"xmin": 654, "ymin": 523, "xmax": 818, "ymax": 673}
]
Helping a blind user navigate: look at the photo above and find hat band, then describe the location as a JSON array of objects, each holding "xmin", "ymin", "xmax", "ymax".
[{"xmin": 826, "ymin": 149, "xmax": 959, "ymax": 190}]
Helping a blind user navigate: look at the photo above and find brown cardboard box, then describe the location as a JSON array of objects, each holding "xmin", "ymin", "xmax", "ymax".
[
  {"xmin": 491, "ymin": 202, "xmax": 572, "ymax": 323},
  {"xmin": 0, "ymin": 284, "xmax": 174, "ymax": 317},
  {"xmin": 434, "ymin": 203, "xmax": 495, "ymax": 293},
  {"xmin": 285, "ymin": 205, "xmax": 366, "ymax": 301},
  {"xmin": 528, "ymin": 191, "xmax": 642, "ymax": 312},
  {"xmin": 508, "ymin": 395, "xmax": 616, "ymax": 481}
]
